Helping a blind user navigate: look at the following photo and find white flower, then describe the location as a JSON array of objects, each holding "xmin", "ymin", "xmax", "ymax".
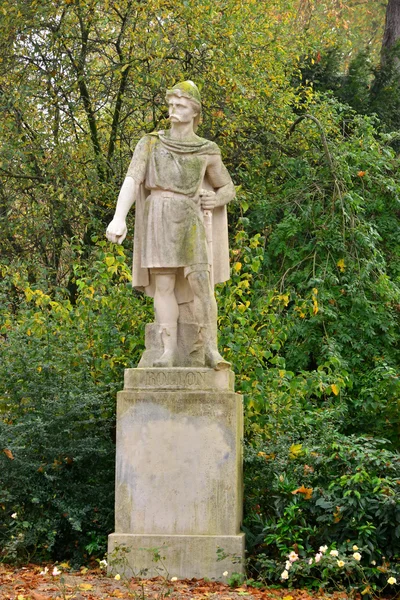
[
  {"xmin": 171, "ymin": 576, "xmax": 178, "ymax": 581},
  {"xmin": 114, "ymin": 574, "xmax": 121, "ymax": 581},
  {"xmin": 11, "ymin": 513, "xmax": 17, "ymax": 519},
  {"xmin": 353, "ymin": 552, "xmax": 362, "ymax": 562},
  {"xmin": 285, "ymin": 561, "xmax": 291, "ymax": 570},
  {"xmin": 330, "ymin": 550, "xmax": 339, "ymax": 557},
  {"xmin": 315, "ymin": 552, "xmax": 322, "ymax": 563},
  {"xmin": 288, "ymin": 551, "xmax": 299, "ymax": 562},
  {"xmin": 371, "ymin": 560, "xmax": 376, "ymax": 566},
  {"xmin": 388, "ymin": 577, "xmax": 397, "ymax": 585},
  {"xmin": 319, "ymin": 545, "xmax": 328, "ymax": 553},
  {"xmin": 52, "ymin": 567, "xmax": 61, "ymax": 576},
  {"xmin": 308, "ymin": 558, "xmax": 313, "ymax": 565},
  {"xmin": 281, "ymin": 569, "xmax": 289, "ymax": 580},
  {"xmin": 352, "ymin": 545, "xmax": 359, "ymax": 551},
  {"xmin": 337, "ymin": 560, "xmax": 345, "ymax": 568},
  {"xmin": 99, "ymin": 559, "xmax": 107, "ymax": 568},
  {"xmin": 40, "ymin": 567, "xmax": 49, "ymax": 575}
]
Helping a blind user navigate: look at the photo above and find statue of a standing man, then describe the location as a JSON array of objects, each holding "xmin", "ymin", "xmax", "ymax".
[{"xmin": 106, "ymin": 81, "xmax": 235, "ymax": 369}]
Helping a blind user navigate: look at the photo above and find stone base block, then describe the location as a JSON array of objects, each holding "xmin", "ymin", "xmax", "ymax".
[
  {"xmin": 114, "ymin": 385, "xmax": 243, "ymax": 536},
  {"xmin": 108, "ymin": 533, "xmax": 245, "ymax": 581},
  {"xmin": 109, "ymin": 368, "xmax": 244, "ymax": 580}
]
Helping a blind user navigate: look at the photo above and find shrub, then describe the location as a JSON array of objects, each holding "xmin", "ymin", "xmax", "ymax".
[
  {"xmin": 243, "ymin": 406, "xmax": 400, "ymax": 590},
  {"xmin": 0, "ymin": 243, "xmax": 151, "ymax": 563}
]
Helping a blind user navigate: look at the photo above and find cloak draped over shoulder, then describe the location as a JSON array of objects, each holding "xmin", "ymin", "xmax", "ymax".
[{"xmin": 126, "ymin": 131, "xmax": 232, "ymax": 303}]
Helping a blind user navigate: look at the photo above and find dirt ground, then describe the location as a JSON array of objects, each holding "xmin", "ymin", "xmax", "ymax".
[{"xmin": 0, "ymin": 564, "xmax": 361, "ymax": 600}]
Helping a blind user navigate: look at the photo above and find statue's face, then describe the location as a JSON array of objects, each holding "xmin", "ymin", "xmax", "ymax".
[{"xmin": 168, "ymin": 95, "xmax": 198, "ymax": 125}]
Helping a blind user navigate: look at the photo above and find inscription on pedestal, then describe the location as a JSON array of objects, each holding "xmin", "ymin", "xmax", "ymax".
[
  {"xmin": 124, "ymin": 368, "xmax": 234, "ymax": 392},
  {"xmin": 145, "ymin": 369, "xmax": 205, "ymax": 388}
]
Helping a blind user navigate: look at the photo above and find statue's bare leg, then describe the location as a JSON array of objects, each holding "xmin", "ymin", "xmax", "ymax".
[
  {"xmin": 153, "ymin": 273, "xmax": 178, "ymax": 368},
  {"xmin": 187, "ymin": 271, "xmax": 230, "ymax": 370}
]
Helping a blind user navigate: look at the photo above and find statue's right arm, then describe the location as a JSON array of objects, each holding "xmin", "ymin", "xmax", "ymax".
[{"xmin": 106, "ymin": 176, "xmax": 139, "ymax": 245}]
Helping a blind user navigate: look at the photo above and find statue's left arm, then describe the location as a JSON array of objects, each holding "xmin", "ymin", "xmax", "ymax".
[{"xmin": 200, "ymin": 153, "xmax": 235, "ymax": 210}]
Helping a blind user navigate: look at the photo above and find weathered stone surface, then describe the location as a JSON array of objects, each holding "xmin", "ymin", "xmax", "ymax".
[
  {"xmin": 108, "ymin": 368, "xmax": 244, "ymax": 580},
  {"xmin": 114, "ymin": 390, "xmax": 243, "ymax": 535},
  {"xmin": 124, "ymin": 367, "xmax": 235, "ymax": 391},
  {"xmin": 137, "ymin": 322, "xmax": 204, "ymax": 368},
  {"xmin": 106, "ymin": 82, "xmax": 236, "ymax": 369},
  {"xmin": 108, "ymin": 533, "xmax": 245, "ymax": 579}
]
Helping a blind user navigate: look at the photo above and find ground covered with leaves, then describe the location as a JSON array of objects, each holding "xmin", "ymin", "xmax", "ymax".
[{"xmin": 0, "ymin": 564, "xmax": 367, "ymax": 600}]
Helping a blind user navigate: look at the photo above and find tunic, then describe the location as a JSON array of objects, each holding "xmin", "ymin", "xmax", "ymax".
[{"xmin": 125, "ymin": 131, "xmax": 233, "ymax": 301}]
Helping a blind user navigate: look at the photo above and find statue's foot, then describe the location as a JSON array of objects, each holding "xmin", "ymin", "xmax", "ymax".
[
  {"xmin": 205, "ymin": 349, "xmax": 231, "ymax": 371},
  {"xmin": 153, "ymin": 349, "xmax": 176, "ymax": 368}
]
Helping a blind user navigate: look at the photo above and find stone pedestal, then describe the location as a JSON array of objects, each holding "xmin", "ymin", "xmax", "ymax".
[{"xmin": 108, "ymin": 368, "xmax": 245, "ymax": 580}]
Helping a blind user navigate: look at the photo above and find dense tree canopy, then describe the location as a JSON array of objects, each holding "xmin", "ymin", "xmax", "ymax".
[{"xmin": 0, "ymin": 0, "xmax": 388, "ymax": 284}]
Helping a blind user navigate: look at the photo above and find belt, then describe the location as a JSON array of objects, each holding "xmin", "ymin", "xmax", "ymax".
[{"xmin": 149, "ymin": 190, "xmax": 197, "ymax": 201}]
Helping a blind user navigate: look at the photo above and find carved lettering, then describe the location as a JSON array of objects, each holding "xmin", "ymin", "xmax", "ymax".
[
  {"xmin": 185, "ymin": 371, "xmax": 196, "ymax": 386},
  {"xmin": 146, "ymin": 372, "xmax": 156, "ymax": 386},
  {"xmin": 141, "ymin": 369, "xmax": 208, "ymax": 388}
]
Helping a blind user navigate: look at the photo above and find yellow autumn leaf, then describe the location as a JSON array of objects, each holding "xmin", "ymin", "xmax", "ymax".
[
  {"xmin": 331, "ymin": 384, "xmax": 339, "ymax": 396},
  {"xmin": 289, "ymin": 443, "xmax": 303, "ymax": 459},
  {"xmin": 234, "ymin": 262, "xmax": 242, "ymax": 272},
  {"xmin": 105, "ymin": 256, "xmax": 115, "ymax": 266},
  {"xmin": 337, "ymin": 258, "xmax": 345, "ymax": 272},
  {"xmin": 283, "ymin": 596, "xmax": 294, "ymax": 600},
  {"xmin": 79, "ymin": 583, "xmax": 93, "ymax": 590},
  {"xmin": 278, "ymin": 293, "xmax": 290, "ymax": 306},
  {"xmin": 361, "ymin": 587, "xmax": 371, "ymax": 596}
]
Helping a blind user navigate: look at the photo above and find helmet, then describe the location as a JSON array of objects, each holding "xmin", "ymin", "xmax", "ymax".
[{"xmin": 165, "ymin": 80, "xmax": 201, "ymax": 108}]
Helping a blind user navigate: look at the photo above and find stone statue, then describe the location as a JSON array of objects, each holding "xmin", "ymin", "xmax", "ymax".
[{"xmin": 106, "ymin": 81, "xmax": 235, "ymax": 369}]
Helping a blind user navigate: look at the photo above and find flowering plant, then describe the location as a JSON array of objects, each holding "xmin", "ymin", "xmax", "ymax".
[{"xmin": 275, "ymin": 544, "xmax": 399, "ymax": 596}]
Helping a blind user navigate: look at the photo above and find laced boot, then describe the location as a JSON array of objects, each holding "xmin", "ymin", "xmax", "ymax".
[
  {"xmin": 200, "ymin": 324, "xmax": 230, "ymax": 370},
  {"xmin": 153, "ymin": 324, "xmax": 178, "ymax": 368}
]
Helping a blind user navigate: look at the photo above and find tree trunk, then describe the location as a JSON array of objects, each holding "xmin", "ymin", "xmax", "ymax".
[{"xmin": 381, "ymin": 0, "xmax": 400, "ymax": 67}]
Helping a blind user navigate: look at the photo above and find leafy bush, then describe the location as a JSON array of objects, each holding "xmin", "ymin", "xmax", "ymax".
[
  {"xmin": 243, "ymin": 406, "xmax": 400, "ymax": 590},
  {"xmin": 0, "ymin": 243, "xmax": 151, "ymax": 563},
  {"xmin": 235, "ymin": 95, "xmax": 400, "ymax": 446}
]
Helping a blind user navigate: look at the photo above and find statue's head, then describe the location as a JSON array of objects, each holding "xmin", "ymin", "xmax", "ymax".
[{"xmin": 165, "ymin": 81, "xmax": 202, "ymax": 131}]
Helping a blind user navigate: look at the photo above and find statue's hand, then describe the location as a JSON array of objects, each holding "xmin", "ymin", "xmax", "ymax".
[
  {"xmin": 200, "ymin": 189, "xmax": 217, "ymax": 210},
  {"xmin": 106, "ymin": 218, "xmax": 128, "ymax": 245}
]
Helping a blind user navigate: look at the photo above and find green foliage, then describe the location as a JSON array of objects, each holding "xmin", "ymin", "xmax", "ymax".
[
  {"xmin": 0, "ymin": 244, "xmax": 151, "ymax": 563},
  {"xmin": 301, "ymin": 42, "xmax": 400, "ymax": 135},
  {"xmin": 238, "ymin": 98, "xmax": 400, "ymax": 445},
  {"xmin": 243, "ymin": 412, "xmax": 400, "ymax": 589}
]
